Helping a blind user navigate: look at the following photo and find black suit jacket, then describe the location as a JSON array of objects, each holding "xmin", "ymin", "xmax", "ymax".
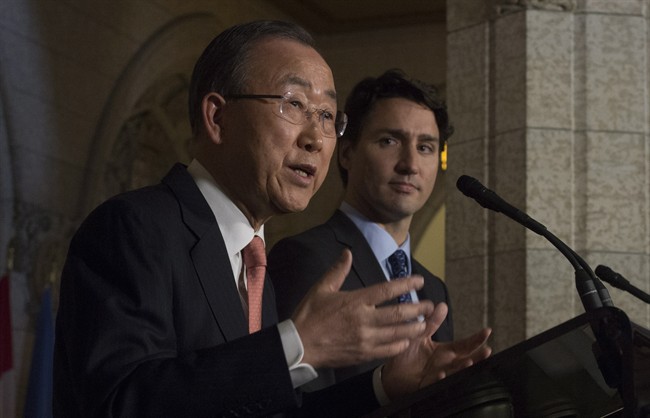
[
  {"xmin": 54, "ymin": 164, "xmax": 378, "ymax": 418},
  {"xmin": 268, "ymin": 210, "xmax": 454, "ymax": 390}
]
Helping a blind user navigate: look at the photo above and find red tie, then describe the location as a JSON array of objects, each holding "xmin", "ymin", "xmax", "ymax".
[{"xmin": 242, "ymin": 236, "xmax": 266, "ymax": 333}]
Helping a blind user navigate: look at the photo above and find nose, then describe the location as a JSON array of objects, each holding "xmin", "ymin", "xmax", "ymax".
[
  {"xmin": 297, "ymin": 122, "xmax": 324, "ymax": 153},
  {"xmin": 396, "ymin": 145, "xmax": 418, "ymax": 174}
]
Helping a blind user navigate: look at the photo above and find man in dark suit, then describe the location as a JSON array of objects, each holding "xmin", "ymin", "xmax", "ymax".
[
  {"xmin": 269, "ymin": 70, "xmax": 485, "ymax": 394},
  {"xmin": 54, "ymin": 22, "xmax": 491, "ymax": 417}
]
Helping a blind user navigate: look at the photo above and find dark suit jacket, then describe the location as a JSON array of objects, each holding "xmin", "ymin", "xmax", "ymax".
[
  {"xmin": 54, "ymin": 164, "xmax": 378, "ymax": 418},
  {"xmin": 268, "ymin": 210, "xmax": 454, "ymax": 391}
]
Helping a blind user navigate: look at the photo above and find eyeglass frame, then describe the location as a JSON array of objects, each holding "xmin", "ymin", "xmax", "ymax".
[{"xmin": 224, "ymin": 92, "xmax": 348, "ymax": 138}]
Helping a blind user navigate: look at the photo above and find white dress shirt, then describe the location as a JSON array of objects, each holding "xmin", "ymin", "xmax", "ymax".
[{"xmin": 340, "ymin": 202, "xmax": 420, "ymax": 303}]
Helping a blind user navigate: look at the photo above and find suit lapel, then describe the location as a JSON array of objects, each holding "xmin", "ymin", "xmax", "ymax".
[
  {"xmin": 191, "ymin": 227, "xmax": 249, "ymax": 340},
  {"xmin": 162, "ymin": 164, "xmax": 248, "ymax": 341},
  {"xmin": 328, "ymin": 210, "xmax": 387, "ymax": 288},
  {"xmin": 412, "ymin": 261, "xmax": 429, "ymax": 301}
]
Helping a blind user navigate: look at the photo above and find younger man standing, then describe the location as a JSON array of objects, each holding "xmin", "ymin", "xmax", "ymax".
[{"xmin": 270, "ymin": 70, "xmax": 476, "ymax": 391}]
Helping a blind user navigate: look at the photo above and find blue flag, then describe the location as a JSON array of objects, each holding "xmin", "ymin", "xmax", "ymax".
[{"xmin": 23, "ymin": 287, "xmax": 54, "ymax": 418}]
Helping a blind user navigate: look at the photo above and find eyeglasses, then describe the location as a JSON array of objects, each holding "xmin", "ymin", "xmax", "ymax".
[{"xmin": 225, "ymin": 92, "xmax": 348, "ymax": 138}]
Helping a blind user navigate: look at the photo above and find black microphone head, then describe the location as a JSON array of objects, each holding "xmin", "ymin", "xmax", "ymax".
[
  {"xmin": 597, "ymin": 264, "xmax": 650, "ymax": 303},
  {"xmin": 456, "ymin": 175, "xmax": 501, "ymax": 212},
  {"xmin": 456, "ymin": 175, "xmax": 485, "ymax": 198},
  {"xmin": 595, "ymin": 264, "xmax": 629, "ymax": 290},
  {"xmin": 595, "ymin": 265, "xmax": 613, "ymax": 280}
]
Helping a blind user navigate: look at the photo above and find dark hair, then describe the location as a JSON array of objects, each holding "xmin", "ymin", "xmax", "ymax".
[
  {"xmin": 188, "ymin": 20, "xmax": 315, "ymax": 135},
  {"xmin": 338, "ymin": 69, "xmax": 454, "ymax": 186}
]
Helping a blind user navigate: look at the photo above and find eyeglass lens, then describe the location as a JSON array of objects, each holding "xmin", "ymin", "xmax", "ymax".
[{"xmin": 277, "ymin": 93, "xmax": 346, "ymax": 138}]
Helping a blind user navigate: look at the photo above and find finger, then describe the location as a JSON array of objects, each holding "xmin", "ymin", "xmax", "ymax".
[
  {"xmin": 373, "ymin": 300, "xmax": 435, "ymax": 325},
  {"xmin": 355, "ymin": 275, "xmax": 425, "ymax": 305},
  {"xmin": 445, "ymin": 357, "xmax": 475, "ymax": 377},
  {"xmin": 423, "ymin": 302, "xmax": 448, "ymax": 338},
  {"xmin": 325, "ymin": 337, "xmax": 415, "ymax": 368},
  {"xmin": 419, "ymin": 369, "xmax": 447, "ymax": 388},
  {"xmin": 452, "ymin": 327, "xmax": 492, "ymax": 355},
  {"xmin": 355, "ymin": 339, "xmax": 414, "ymax": 364},
  {"xmin": 468, "ymin": 345, "xmax": 492, "ymax": 363},
  {"xmin": 467, "ymin": 327, "xmax": 492, "ymax": 350},
  {"xmin": 312, "ymin": 249, "xmax": 353, "ymax": 293},
  {"xmin": 370, "ymin": 319, "xmax": 430, "ymax": 346}
]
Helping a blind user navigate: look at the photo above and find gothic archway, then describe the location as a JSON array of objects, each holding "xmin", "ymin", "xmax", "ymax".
[{"xmin": 80, "ymin": 13, "xmax": 221, "ymax": 215}]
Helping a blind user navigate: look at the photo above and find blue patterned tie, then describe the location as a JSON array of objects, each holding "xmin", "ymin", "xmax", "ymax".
[{"xmin": 388, "ymin": 249, "xmax": 413, "ymax": 303}]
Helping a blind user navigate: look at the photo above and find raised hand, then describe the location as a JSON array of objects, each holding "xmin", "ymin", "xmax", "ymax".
[
  {"xmin": 381, "ymin": 303, "xmax": 492, "ymax": 400},
  {"xmin": 292, "ymin": 249, "xmax": 435, "ymax": 369}
]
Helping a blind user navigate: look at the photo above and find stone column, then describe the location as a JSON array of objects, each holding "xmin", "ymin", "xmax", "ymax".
[{"xmin": 446, "ymin": 0, "xmax": 650, "ymax": 351}]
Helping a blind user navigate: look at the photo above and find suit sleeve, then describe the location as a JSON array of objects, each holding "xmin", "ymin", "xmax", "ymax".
[{"xmin": 54, "ymin": 198, "xmax": 298, "ymax": 417}]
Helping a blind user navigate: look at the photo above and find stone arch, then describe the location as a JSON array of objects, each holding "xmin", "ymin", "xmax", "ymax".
[{"xmin": 79, "ymin": 13, "xmax": 222, "ymax": 216}]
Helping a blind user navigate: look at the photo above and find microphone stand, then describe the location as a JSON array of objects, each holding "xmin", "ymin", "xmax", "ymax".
[
  {"xmin": 540, "ymin": 229, "xmax": 604, "ymax": 311},
  {"xmin": 456, "ymin": 175, "xmax": 622, "ymax": 389},
  {"xmin": 456, "ymin": 175, "xmax": 611, "ymax": 311}
]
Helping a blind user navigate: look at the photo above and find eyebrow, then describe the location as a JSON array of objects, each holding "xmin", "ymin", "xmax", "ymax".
[
  {"xmin": 281, "ymin": 74, "xmax": 337, "ymax": 101},
  {"xmin": 380, "ymin": 128, "xmax": 440, "ymax": 143}
]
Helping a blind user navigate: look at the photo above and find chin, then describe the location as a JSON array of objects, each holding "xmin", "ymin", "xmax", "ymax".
[
  {"xmin": 387, "ymin": 204, "xmax": 419, "ymax": 219},
  {"xmin": 274, "ymin": 199, "xmax": 310, "ymax": 214}
]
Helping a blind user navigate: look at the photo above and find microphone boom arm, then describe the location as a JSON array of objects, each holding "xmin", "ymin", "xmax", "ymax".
[{"xmin": 456, "ymin": 175, "xmax": 611, "ymax": 311}]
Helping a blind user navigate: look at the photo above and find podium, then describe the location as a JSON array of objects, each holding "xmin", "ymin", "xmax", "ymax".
[{"xmin": 365, "ymin": 307, "xmax": 650, "ymax": 417}]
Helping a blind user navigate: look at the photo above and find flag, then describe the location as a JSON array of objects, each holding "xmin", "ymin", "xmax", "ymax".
[
  {"xmin": 0, "ymin": 272, "xmax": 12, "ymax": 374},
  {"xmin": 23, "ymin": 286, "xmax": 54, "ymax": 418},
  {"xmin": 0, "ymin": 272, "xmax": 14, "ymax": 418}
]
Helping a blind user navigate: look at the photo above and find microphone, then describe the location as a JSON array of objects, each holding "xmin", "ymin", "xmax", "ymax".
[
  {"xmin": 457, "ymin": 175, "xmax": 613, "ymax": 311},
  {"xmin": 456, "ymin": 175, "xmax": 546, "ymax": 235},
  {"xmin": 595, "ymin": 265, "xmax": 650, "ymax": 304}
]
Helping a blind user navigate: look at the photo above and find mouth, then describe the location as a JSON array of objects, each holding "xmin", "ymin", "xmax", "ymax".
[
  {"xmin": 390, "ymin": 181, "xmax": 418, "ymax": 193},
  {"xmin": 290, "ymin": 164, "xmax": 316, "ymax": 178}
]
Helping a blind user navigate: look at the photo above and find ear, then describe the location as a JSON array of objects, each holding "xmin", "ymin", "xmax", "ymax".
[
  {"xmin": 338, "ymin": 138, "xmax": 354, "ymax": 171},
  {"xmin": 200, "ymin": 92, "xmax": 226, "ymax": 144}
]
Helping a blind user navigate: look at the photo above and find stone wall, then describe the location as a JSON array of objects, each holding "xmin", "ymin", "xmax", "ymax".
[{"xmin": 446, "ymin": 0, "xmax": 650, "ymax": 351}]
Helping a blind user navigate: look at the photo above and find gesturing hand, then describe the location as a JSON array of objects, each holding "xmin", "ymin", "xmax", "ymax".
[
  {"xmin": 292, "ymin": 249, "xmax": 436, "ymax": 369},
  {"xmin": 381, "ymin": 303, "xmax": 492, "ymax": 400}
]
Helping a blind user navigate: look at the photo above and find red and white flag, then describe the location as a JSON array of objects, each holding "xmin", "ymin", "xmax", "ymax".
[
  {"xmin": 0, "ymin": 272, "xmax": 14, "ymax": 418},
  {"xmin": 0, "ymin": 270, "xmax": 29, "ymax": 418}
]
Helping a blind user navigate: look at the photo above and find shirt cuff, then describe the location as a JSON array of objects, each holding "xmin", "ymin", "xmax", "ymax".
[
  {"xmin": 278, "ymin": 319, "xmax": 318, "ymax": 388},
  {"xmin": 373, "ymin": 365, "xmax": 391, "ymax": 406}
]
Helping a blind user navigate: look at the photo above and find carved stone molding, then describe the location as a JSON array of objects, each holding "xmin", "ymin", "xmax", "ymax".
[
  {"xmin": 101, "ymin": 74, "xmax": 191, "ymax": 203},
  {"xmin": 496, "ymin": 0, "xmax": 577, "ymax": 15},
  {"xmin": 11, "ymin": 201, "xmax": 77, "ymax": 313},
  {"xmin": 80, "ymin": 13, "xmax": 217, "ymax": 216}
]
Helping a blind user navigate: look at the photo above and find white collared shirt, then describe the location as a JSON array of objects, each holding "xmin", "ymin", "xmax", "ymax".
[{"xmin": 340, "ymin": 201, "xmax": 420, "ymax": 303}]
